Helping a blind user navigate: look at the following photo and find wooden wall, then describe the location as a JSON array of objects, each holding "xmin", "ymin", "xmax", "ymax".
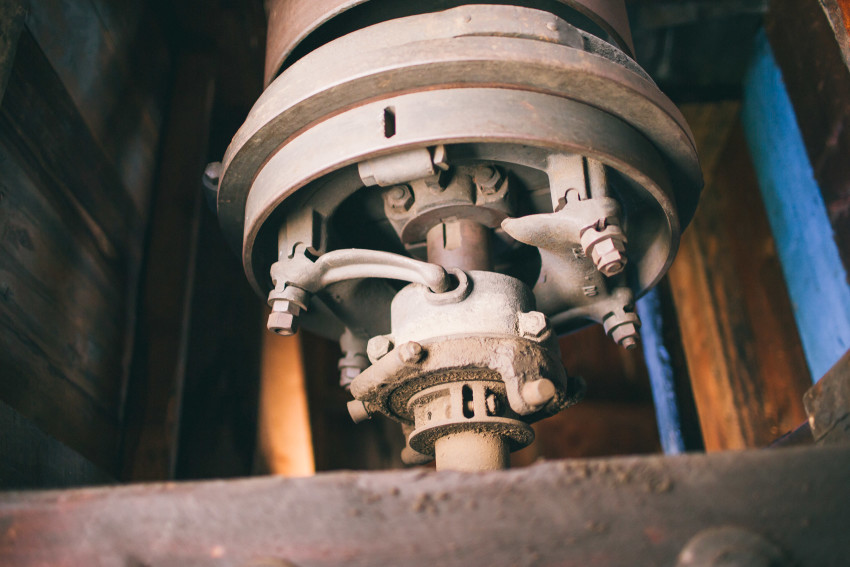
[{"xmin": 0, "ymin": 0, "xmax": 170, "ymax": 483}]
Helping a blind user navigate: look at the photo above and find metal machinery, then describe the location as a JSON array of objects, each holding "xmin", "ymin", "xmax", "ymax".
[{"xmin": 214, "ymin": 0, "xmax": 702, "ymax": 471}]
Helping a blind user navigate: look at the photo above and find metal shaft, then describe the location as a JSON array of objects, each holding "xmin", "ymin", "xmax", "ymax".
[
  {"xmin": 426, "ymin": 219, "xmax": 492, "ymax": 272},
  {"xmin": 434, "ymin": 432, "xmax": 509, "ymax": 471}
]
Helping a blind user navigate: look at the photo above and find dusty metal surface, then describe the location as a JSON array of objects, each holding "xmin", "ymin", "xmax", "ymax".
[
  {"xmin": 1, "ymin": 445, "xmax": 848, "ymax": 566},
  {"xmin": 264, "ymin": 0, "xmax": 635, "ymax": 85},
  {"xmin": 216, "ymin": 4, "xmax": 701, "ymax": 469}
]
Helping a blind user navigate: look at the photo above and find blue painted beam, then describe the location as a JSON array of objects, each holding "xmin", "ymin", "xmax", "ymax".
[
  {"xmin": 638, "ymin": 288, "xmax": 686, "ymax": 455},
  {"xmin": 742, "ymin": 30, "xmax": 850, "ymax": 381}
]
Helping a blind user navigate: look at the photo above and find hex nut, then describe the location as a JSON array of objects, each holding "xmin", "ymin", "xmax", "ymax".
[
  {"xmin": 590, "ymin": 237, "xmax": 627, "ymax": 277},
  {"xmin": 522, "ymin": 379, "xmax": 556, "ymax": 407},
  {"xmin": 518, "ymin": 311, "xmax": 549, "ymax": 339},
  {"xmin": 267, "ymin": 300, "xmax": 302, "ymax": 335},
  {"xmin": 581, "ymin": 226, "xmax": 628, "ymax": 277},
  {"xmin": 384, "ymin": 185, "xmax": 414, "ymax": 212},
  {"xmin": 473, "ymin": 165, "xmax": 502, "ymax": 194},
  {"xmin": 367, "ymin": 335, "xmax": 394, "ymax": 363},
  {"xmin": 398, "ymin": 341, "xmax": 424, "ymax": 363},
  {"xmin": 610, "ymin": 323, "xmax": 639, "ymax": 349}
]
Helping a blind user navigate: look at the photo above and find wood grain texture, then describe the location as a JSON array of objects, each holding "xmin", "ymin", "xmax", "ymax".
[
  {"xmin": 0, "ymin": 31, "xmax": 153, "ymax": 472},
  {"xmin": 668, "ymin": 104, "xmax": 811, "ymax": 450},
  {"xmin": 767, "ymin": 0, "xmax": 850, "ymax": 276},
  {"xmin": 24, "ymin": 0, "xmax": 170, "ymax": 216},
  {"xmin": 1, "ymin": 445, "xmax": 848, "ymax": 567}
]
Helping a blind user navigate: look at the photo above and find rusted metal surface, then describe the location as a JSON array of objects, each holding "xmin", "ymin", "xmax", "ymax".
[
  {"xmin": 1, "ymin": 445, "xmax": 848, "ymax": 566},
  {"xmin": 264, "ymin": 0, "xmax": 634, "ymax": 85},
  {"xmin": 804, "ymin": 349, "xmax": 850, "ymax": 445}
]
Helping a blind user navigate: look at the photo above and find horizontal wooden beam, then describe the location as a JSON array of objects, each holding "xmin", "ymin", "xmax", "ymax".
[{"xmin": 0, "ymin": 445, "xmax": 847, "ymax": 566}]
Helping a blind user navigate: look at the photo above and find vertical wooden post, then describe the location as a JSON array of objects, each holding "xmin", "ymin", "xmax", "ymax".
[
  {"xmin": 667, "ymin": 104, "xmax": 811, "ymax": 451},
  {"xmin": 122, "ymin": 52, "xmax": 215, "ymax": 480},
  {"xmin": 256, "ymin": 328, "xmax": 315, "ymax": 476}
]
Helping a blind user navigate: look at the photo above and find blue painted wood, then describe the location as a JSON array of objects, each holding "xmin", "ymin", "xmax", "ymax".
[
  {"xmin": 742, "ymin": 30, "xmax": 850, "ymax": 381},
  {"xmin": 637, "ymin": 288, "xmax": 686, "ymax": 455}
]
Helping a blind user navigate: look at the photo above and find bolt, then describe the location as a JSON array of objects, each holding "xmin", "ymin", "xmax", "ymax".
[
  {"xmin": 522, "ymin": 379, "xmax": 556, "ymax": 407},
  {"xmin": 517, "ymin": 311, "xmax": 549, "ymax": 339},
  {"xmin": 677, "ymin": 527, "xmax": 789, "ymax": 567},
  {"xmin": 347, "ymin": 400, "xmax": 373, "ymax": 424},
  {"xmin": 610, "ymin": 323, "xmax": 640, "ymax": 350},
  {"xmin": 590, "ymin": 237, "xmax": 627, "ymax": 276},
  {"xmin": 366, "ymin": 335, "xmax": 394, "ymax": 363},
  {"xmin": 397, "ymin": 341, "xmax": 424, "ymax": 364},
  {"xmin": 384, "ymin": 184, "xmax": 414, "ymax": 212},
  {"xmin": 267, "ymin": 300, "xmax": 301, "ymax": 335},
  {"xmin": 473, "ymin": 165, "xmax": 503, "ymax": 195}
]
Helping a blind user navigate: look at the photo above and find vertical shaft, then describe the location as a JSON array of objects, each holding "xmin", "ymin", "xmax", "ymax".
[
  {"xmin": 426, "ymin": 219, "xmax": 492, "ymax": 272},
  {"xmin": 434, "ymin": 432, "xmax": 509, "ymax": 471}
]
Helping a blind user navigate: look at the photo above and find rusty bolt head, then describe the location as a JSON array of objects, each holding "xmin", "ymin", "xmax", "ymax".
[
  {"xmin": 591, "ymin": 237, "xmax": 627, "ymax": 277},
  {"xmin": 366, "ymin": 335, "xmax": 394, "ymax": 363},
  {"xmin": 267, "ymin": 300, "xmax": 301, "ymax": 335},
  {"xmin": 397, "ymin": 341, "xmax": 424, "ymax": 364},
  {"xmin": 522, "ymin": 379, "xmax": 556, "ymax": 407},
  {"xmin": 517, "ymin": 311, "xmax": 549, "ymax": 339},
  {"xmin": 610, "ymin": 323, "xmax": 640, "ymax": 349},
  {"xmin": 384, "ymin": 184, "xmax": 414, "ymax": 212},
  {"xmin": 473, "ymin": 165, "xmax": 503, "ymax": 195}
]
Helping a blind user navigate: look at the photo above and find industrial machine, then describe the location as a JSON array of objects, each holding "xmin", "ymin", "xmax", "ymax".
[{"xmin": 214, "ymin": 0, "xmax": 702, "ymax": 471}]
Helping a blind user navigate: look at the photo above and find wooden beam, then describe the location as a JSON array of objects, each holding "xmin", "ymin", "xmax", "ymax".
[
  {"xmin": 766, "ymin": 0, "xmax": 850, "ymax": 277},
  {"xmin": 1, "ymin": 445, "xmax": 848, "ymax": 566},
  {"xmin": 256, "ymin": 325, "xmax": 314, "ymax": 476},
  {"xmin": 0, "ymin": 399, "xmax": 112, "ymax": 489},
  {"xmin": 121, "ymin": 52, "xmax": 215, "ymax": 481},
  {"xmin": 668, "ymin": 104, "xmax": 811, "ymax": 451}
]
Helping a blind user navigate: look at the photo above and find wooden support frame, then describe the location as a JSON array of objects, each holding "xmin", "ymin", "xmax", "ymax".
[{"xmin": 1, "ymin": 445, "xmax": 847, "ymax": 566}]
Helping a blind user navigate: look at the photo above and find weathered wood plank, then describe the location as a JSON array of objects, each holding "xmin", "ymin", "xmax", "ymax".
[
  {"xmin": 0, "ymin": 30, "xmax": 159, "ymax": 472},
  {"xmin": 1, "ymin": 31, "xmax": 143, "ymax": 265},
  {"xmin": 0, "ymin": 0, "xmax": 24, "ymax": 104},
  {"xmin": 121, "ymin": 52, "xmax": 215, "ymax": 481},
  {"xmin": 668, "ymin": 107, "xmax": 811, "ymax": 450},
  {"xmin": 24, "ymin": 0, "xmax": 170, "ymax": 216},
  {"xmin": 0, "ymin": 445, "xmax": 847, "ymax": 566},
  {"xmin": 0, "ymin": 399, "xmax": 112, "ymax": 489}
]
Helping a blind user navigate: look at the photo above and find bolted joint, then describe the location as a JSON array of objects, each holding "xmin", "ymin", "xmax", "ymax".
[
  {"xmin": 603, "ymin": 308, "xmax": 641, "ymax": 350},
  {"xmin": 473, "ymin": 165, "xmax": 503, "ymax": 195},
  {"xmin": 366, "ymin": 335, "xmax": 394, "ymax": 363},
  {"xmin": 267, "ymin": 299, "xmax": 302, "ymax": 335},
  {"xmin": 580, "ymin": 225, "xmax": 628, "ymax": 277},
  {"xmin": 383, "ymin": 184, "xmax": 414, "ymax": 213},
  {"xmin": 517, "ymin": 311, "xmax": 550, "ymax": 339},
  {"xmin": 611, "ymin": 323, "xmax": 639, "ymax": 350},
  {"xmin": 397, "ymin": 341, "xmax": 424, "ymax": 364}
]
